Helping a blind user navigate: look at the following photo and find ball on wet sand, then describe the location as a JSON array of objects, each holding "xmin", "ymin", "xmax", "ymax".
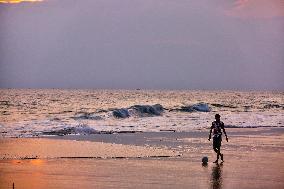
[{"xmin": 202, "ymin": 156, "xmax": 208, "ymax": 164}]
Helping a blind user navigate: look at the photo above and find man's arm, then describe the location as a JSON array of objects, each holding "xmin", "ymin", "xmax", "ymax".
[
  {"xmin": 222, "ymin": 123, "xmax": 228, "ymax": 142},
  {"xmin": 208, "ymin": 125, "xmax": 213, "ymax": 141}
]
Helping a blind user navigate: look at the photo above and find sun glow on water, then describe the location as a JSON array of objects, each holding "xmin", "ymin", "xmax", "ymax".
[{"xmin": 0, "ymin": 0, "xmax": 43, "ymax": 3}]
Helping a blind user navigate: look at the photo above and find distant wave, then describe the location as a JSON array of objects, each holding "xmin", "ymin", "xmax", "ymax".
[
  {"xmin": 263, "ymin": 104, "xmax": 284, "ymax": 109},
  {"xmin": 130, "ymin": 104, "xmax": 164, "ymax": 116},
  {"xmin": 169, "ymin": 103, "xmax": 211, "ymax": 112},
  {"xmin": 42, "ymin": 124, "xmax": 98, "ymax": 135},
  {"xmin": 113, "ymin": 108, "xmax": 130, "ymax": 118},
  {"xmin": 71, "ymin": 112, "xmax": 103, "ymax": 120},
  {"xmin": 111, "ymin": 103, "xmax": 211, "ymax": 118},
  {"xmin": 41, "ymin": 124, "xmax": 142, "ymax": 136},
  {"xmin": 211, "ymin": 103, "xmax": 237, "ymax": 108},
  {"xmin": 112, "ymin": 104, "xmax": 164, "ymax": 118}
]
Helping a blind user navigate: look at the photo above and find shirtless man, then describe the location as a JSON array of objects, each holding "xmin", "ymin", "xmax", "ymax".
[{"xmin": 208, "ymin": 114, "xmax": 228, "ymax": 163}]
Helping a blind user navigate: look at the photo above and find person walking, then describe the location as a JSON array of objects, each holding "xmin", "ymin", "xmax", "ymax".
[{"xmin": 208, "ymin": 114, "xmax": 228, "ymax": 163}]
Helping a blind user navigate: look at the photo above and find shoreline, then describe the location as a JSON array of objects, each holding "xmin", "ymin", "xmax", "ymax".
[{"xmin": 1, "ymin": 127, "xmax": 283, "ymax": 159}]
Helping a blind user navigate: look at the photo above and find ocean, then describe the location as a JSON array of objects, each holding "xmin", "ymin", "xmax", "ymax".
[{"xmin": 0, "ymin": 89, "xmax": 283, "ymax": 137}]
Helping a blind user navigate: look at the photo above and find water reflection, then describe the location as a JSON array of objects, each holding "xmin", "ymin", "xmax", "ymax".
[
  {"xmin": 0, "ymin": 159, "xmax": 47, "ymax": 189},
  {"xmin": 30, "ymin": 159, "xmax": 44, "ymax": 166},
  {"xmin": 210, "ymin": 162, "xmax": 223, "ymax": 189}
]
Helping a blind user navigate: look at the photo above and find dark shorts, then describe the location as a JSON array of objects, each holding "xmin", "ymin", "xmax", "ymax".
[{"xmin": 213, "ymin": 135, "xmax": 222, "ymax": 149}]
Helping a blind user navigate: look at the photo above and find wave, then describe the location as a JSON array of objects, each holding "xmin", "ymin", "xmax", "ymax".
[
  {"xmin": 41, "ymin": 124, "xmax": 143, "ymax": 136},
  {"xmin": 112, "ymin": 104, "xmax": 164, "ymax": 118},
  {"xmin": 113, "ymin": 108, "xmax": 130, "ymax": 118},
  {"xmin": 130, "ymin": 104, "xmax": 164, "ymax": 116},
  {"xmin": 169, "ymin": 103, "xmax": 211, "ymax": 112},
  {"xmin": 42, "ymin": 124, "xmax": 98, "ymax": 135},
  {"xmin": 63, "ymin": 102, "xmax": 284, "ymax": 122},
  {"xmin": 71, "ymin": 112, "xmax": 103, "ymax": 120},
  {"xmin": 211, "ymin": 103, "xmax": 237, "ymax": 108},
  {"xmin": 263, "ymin": 104, "xmax": 283, "ymax": 109},
  {"xmin": 112, "ymin": 103, "xmax": 211, "ymax": 119}
]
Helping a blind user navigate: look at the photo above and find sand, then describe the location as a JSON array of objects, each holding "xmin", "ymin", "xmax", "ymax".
[
  {"xmin": 0, "ymin": 128, "xmax": 284, "ymax": 189},
  {"xmin": 0, "ymin": 138, "xmax": 178, "ymax": 159}
]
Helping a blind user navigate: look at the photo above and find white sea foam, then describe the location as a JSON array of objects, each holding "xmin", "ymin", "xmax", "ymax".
[{"xmin": 0, "ymin": 89, "xmax": 283, "ymax": 137}]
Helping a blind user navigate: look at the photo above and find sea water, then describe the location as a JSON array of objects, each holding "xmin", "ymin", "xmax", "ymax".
[{"xmin": 0, "ymin": 89, "xmax": 283, "ymax": 137}]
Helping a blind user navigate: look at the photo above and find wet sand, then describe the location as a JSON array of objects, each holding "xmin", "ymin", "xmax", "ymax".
[
  {"xmin": 0, "ymin": 138, "xmax": 178, "ymax": 159},
  {"xmin": 0, "ymin": 128, "xmax": 284, "ymax": 189}
]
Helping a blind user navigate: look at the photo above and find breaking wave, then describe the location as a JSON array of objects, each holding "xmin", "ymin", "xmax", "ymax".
[
  {"xmin": 169, "ymin": 103, "xmax": 211, "ymax": 112},
  {"xmin": 112, "ymin": 104, "xmax": 164, "ymax": 118},
  {"xmin": 72, "ymin": 112, "xmax": 103, "ymax": 120},
  {"xmin": 263, "ymin": 104, "xmax": 283, "ymax": 109},
  {"xmin": 42, "ymin": 124, "xmax": 98, "ymax": 136}
]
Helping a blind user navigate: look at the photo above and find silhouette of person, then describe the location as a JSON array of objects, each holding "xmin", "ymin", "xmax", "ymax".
[
  {"xmin": 208, "ymin": 114, "xmax": 228, "ymax": 163},
  {"xmin": 211, "ymin": 162, "xmax": 223, "ymax": 189}
]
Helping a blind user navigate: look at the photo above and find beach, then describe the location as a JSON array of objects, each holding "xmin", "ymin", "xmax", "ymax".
[
  {"xmin": 0, "ymin": 89, "xmax": 283, "ymax": 188},
  {"xmin": 1, "ymin": 0, "xmax": 283, "ymax": 188},
  {"xmin": 1, "ymin": 127, "xmax": 283, "ymax": 189}
]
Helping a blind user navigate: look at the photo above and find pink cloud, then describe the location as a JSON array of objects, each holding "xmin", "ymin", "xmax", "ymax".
[
  {"xmin": 226, "ymin": 0, "xmax": 284, "ymax": 18},
  {"xmin": 0, "ymin": 0, "xmax": 42, "ymax": 3}
]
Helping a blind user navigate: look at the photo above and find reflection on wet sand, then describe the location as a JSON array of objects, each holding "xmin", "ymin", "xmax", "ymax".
[
  {"xmin": 0, "ymin": 159, "xmax": 47, "ymax": 189},
  {"xmin": 211, "ymin": 162, "xmax": 223, "ymax": 189}
]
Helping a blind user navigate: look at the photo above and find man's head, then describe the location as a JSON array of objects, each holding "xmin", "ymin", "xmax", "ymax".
[{"xmin": 215, "ymin": 114, "xmax": 221, "ymax": 121}]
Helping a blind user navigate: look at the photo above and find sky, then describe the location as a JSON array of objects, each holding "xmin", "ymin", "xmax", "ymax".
[{"xmin": 0, "ymin": 0, "xmax": 283, "ymax": 90}]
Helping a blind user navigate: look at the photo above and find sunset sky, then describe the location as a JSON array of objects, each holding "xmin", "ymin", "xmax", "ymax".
[{"xmin": 0, "ymin": 0, "xmax": 283, "ymax": 90}]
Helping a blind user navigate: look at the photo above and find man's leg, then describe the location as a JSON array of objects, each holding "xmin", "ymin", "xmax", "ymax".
[
  {"xmin": 219, "ymin": 140, "xmax": 224, "ymax": 162},
  {"xmin": 216, "ymin": 147, "xmax": 220, "ymax": 161},
  {"xmin": 213, "ymin": 146, "xmax": 220, "ymax": 163},
  {"xmin": 213, "ymin": 138, "xmax": 221, "ymax": 163},
  {"xmin": 220, "ymin": 149, "xmax": 224, "ymax": 162},
  {"xmin": 213, "ymin": 147, "xmax": 218, "ymax": 154}
]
